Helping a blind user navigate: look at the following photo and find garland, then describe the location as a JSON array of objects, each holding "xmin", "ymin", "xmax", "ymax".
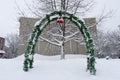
[{"xmin": 23, "ymin": 11, "xmax": 96, "ymax": 75}]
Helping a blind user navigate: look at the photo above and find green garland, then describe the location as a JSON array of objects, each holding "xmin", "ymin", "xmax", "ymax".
[{"xmin": 23, "ymin": 11, "xmax": 96, "ymax": 75}]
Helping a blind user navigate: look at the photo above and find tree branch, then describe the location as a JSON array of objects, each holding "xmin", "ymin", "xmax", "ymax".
[{"xmin": 39, "ymin": 36, "xmax": 61, "ymax": 46}]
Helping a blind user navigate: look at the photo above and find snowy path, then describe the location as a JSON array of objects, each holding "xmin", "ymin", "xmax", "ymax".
[{"xmin": 0, "ymin": 54, "xmax": 120, "ymax": 80}]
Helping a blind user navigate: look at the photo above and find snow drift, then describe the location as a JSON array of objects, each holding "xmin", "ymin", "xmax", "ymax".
[{"xmin": 0, "ymin": 54, "xmax": 120, "ymax": 80}]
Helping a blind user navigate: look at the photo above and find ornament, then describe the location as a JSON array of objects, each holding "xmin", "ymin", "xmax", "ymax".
[{"xmin": 57, "ymin": 16, "xmax": 63, "ymax": 24}]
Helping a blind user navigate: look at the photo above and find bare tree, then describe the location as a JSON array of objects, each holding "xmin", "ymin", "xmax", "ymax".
[
  {"xmin": 39, "ymin": 22, "xmax": 82, "ymax": 59},
  {"xmin": 93, "ymin": 30, "xmax": 107, "ymax": 58},
  {"xmin": 15, "ymin": 0, "xmax": 94, "ymax": 59},
  {"xmin": 105, "ymin": 30, "xmax": 120, "ymax": 58},
  {"xmin": 16, "ymin": 0, "xmax": 94, "ymax": 17},
  {"xmin": 3, "ymin": 33, "xmax": 20, "ymax": 58},
  {"xmin": 94, "ymin": 26, "xmax": 120, "ymax": 58},
  {"xmin": 16, "ymin": 0, "xmax": 113, "ymax": 59}
]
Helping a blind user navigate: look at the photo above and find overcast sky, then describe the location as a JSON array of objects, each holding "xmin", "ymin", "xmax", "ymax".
[{"xmin": 0, "ymin": 0, "xmax": 120, "ymax": 38}]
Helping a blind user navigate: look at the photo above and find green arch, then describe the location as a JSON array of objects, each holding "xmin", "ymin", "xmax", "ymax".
[{"xmin": 23, "ymin": 11, "xmax": 96, "ymax": 75}]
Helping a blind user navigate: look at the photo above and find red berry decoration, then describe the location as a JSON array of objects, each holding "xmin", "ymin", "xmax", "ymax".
[{"xmin": 57, "ymin": 16, "xmax": 63, "ymax": 24}]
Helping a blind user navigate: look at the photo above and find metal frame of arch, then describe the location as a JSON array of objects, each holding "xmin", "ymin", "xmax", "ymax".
[{"xmin": 23, "ymin": 11, "xmax": 96, "ymax": 75}]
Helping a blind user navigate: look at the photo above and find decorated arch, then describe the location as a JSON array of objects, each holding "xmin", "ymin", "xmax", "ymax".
[{"xmin": 23, "ymin": 11, "xmax": 96, "ymax": 75}]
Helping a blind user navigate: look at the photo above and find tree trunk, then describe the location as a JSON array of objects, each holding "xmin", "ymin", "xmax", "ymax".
[
  {"xmin": 60, "ymin": 20, "xmax": 66, "ymax": 59},
  {"xmin": 60, "ymin": 0, "xmax": 66, "ymax": 59},
  {"xmin": 60, "ymin": 43, "xmax": 65, "ymax": 59}
]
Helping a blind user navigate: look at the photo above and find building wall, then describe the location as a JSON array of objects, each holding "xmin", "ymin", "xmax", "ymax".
[
  {"xmin": 0, "ymin": 37, "xmax": 5, "ymax": 50},
  {"xmin": 18, "ymin": 17, "xmax": 96, "ymax": 55}
]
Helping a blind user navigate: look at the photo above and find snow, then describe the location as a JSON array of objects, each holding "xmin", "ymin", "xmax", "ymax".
[
  {"xmin": 0, "ymin": 50, "xmax": 5, "ymax": 54},
  {"xmin": 0, "ymin": 54, "xmax": 120, "ymax": 80}
]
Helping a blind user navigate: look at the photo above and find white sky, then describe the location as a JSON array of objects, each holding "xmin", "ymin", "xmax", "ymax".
[{"xmin": 0, "ymin": 0, "xmax": 120, "ymax": 38}]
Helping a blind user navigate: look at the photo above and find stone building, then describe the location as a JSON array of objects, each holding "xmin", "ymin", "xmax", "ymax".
[
  {"xmin": 0, "ymin": 37, "xmax": 5, "ymax": 57},
  {"xmin": 0, "ymin": 37, "xmax": 5, "ymax": 50},
  {"xmin": 18, "ymin": 17, "xmax": 96, "ymax": 55}
]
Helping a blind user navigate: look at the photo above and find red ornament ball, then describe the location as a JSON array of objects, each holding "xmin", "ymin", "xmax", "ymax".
[{"xmin": 57, "ymin": 17, "xmax": 63, "ymax": 24}]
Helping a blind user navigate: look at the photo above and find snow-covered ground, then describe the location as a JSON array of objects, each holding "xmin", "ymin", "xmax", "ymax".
[{"xmin": 0, "ymin": 54, "xmax": 120, "ymax": 80}]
